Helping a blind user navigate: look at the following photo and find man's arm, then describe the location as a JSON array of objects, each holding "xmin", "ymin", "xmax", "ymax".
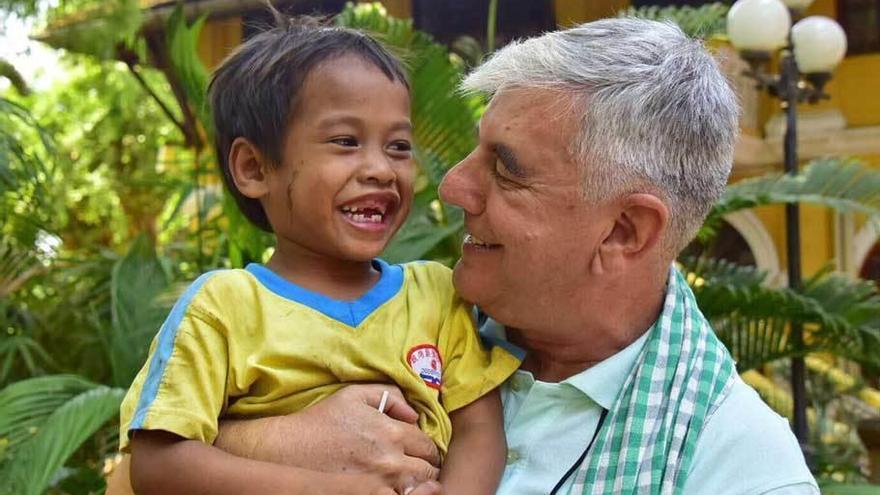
[
  {"xmin": 108, "ymin": 385, "xmax": 443, "ymax": 495},
  {"xmin": 214, "ymin": 384, "xmax": 441, "ymax": 488},
  {"xmin": 439, "ymin": 389, "xmax": 507, "ymax": 495}
]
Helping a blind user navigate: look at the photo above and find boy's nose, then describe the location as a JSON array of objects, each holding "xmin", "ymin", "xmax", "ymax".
[{"xmin": 359, "ymin": 153, "xmax": 396, "ymax": 186}]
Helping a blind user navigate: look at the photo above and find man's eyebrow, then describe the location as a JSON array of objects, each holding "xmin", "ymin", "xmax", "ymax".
[{"xmin": 495, "ymin": 143, "xmax": 526, "ymax": 178}]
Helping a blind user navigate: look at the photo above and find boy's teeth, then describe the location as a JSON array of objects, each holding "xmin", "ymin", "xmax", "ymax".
[
  {"xmin": 345, "ymin": 211, "xmax": 384, "ymax": 224},
  {"xmin": 341, "ymin": 204, "xmax": 387, "ymax": 214}
]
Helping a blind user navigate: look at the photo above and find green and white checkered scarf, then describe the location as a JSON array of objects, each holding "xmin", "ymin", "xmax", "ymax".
[{"xmin": 570, "ymin": 267, "xmax": 737, "ymax": 494}]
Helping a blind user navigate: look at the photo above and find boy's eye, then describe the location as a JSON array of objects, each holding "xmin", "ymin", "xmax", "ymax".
[
  {"xmin": 388, "ymin": 140, "xmax": 412, "ymax": 153},
  {"xmin": 330, "ymin": 137, "xmax": 358, "ymax": 147}
]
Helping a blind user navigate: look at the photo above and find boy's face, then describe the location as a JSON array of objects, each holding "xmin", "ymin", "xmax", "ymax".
[{"xmin": 263, "ymin": 55, "xmax": 414, "ymax": 262}]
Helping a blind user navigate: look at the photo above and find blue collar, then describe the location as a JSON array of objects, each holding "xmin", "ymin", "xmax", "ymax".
[{"xmin": 245, "ymin": 259, "xmax": 404, "ymax": 328}]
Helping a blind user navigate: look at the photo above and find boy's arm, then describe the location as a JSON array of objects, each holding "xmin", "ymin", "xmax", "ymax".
[
  {"xmin": 130, "ymin": 429, "xmax": 398, "ymax": 495},
  {"xmin": 438, "ymin": 388, "xmax": 506, "ymax": 495}
]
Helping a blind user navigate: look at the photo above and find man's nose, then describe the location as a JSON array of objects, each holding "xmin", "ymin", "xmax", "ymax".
[{"xmin": 439, "ymin": 152, "xmax": 484, "ymax": 214}]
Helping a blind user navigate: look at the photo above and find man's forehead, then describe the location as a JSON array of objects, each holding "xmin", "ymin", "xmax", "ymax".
[{"xmin": 478, "ymin": 88, "xmax": 578, "ymax": 143}]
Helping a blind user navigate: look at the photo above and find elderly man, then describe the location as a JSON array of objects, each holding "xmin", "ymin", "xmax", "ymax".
[{"xmin": 109, "ymin": 18, "xmax": 817, "ymax": 495}]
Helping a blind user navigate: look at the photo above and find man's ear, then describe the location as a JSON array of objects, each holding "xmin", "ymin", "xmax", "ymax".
[
  {"xmin": 598, "ymin": 193, "xmax": 669, "ymax": 264},
  {"xmin": 229, "ymin": 137, "xmax": 272, "ymax": 199}
]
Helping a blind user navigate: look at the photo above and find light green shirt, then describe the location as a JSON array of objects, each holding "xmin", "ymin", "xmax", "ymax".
[{"xmin": 481, "ymin": 321, "xmax": 819, "ymax": 495}]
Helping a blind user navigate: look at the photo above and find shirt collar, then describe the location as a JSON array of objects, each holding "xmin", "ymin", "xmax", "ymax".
[
  {"xmin": 561, "ymin": 329, "xmax": 651, "ymax": 410},
  {"xmin": 478, "ymin": 316, "xmax": 651, "ymax": 410}
]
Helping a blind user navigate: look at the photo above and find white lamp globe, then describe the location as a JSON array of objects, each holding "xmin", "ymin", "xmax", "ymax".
[
  {"xmin": 791, "ymin": 16, "xmax": 848, "ymax": 73},
  {"xmin": 728, "ymin": 0, "xmax": 793, "ymax": 52}
]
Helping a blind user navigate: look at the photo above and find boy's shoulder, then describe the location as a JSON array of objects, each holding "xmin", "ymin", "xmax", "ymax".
[
  {"xmin": 177, "ymin": 268, "xmax": 262, "ymax": 309},
  {"xmin": 398, "ymin": 259, "xmax": 453, "ymax": 282},
  {"xmin": 395, "ymin": 260, "xmax": 457, "ymax": 299}
]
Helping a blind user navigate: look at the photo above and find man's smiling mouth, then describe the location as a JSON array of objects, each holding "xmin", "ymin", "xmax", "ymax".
[{"xmin": 464, "ymin": 233, "xmax": 501, "ymax": 249}]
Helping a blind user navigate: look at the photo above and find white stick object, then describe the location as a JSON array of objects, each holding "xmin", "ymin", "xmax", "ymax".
[{"xmin": 377, "ymin": 390, "xmax": 390, "ymax": 414}]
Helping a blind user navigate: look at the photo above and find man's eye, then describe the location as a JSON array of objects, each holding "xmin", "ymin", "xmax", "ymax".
[
  {"xmin": 330, "ymin": 137, "xmax": 358, "ymax": 147},
  {"xmin": 491, "ymin": 161, "xmax": 519, "ymax": 188}
]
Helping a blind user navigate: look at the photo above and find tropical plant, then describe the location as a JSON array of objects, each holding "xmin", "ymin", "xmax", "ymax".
[
  {"xmin": 687, "ymin": 158, "xmax": 880, "ymax": 372},
  {"xmin": 622, "ymin": 2, "xmax": 730, "ymax": 39}
]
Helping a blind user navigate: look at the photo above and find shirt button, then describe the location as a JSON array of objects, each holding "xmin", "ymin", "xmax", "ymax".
[{"xmin": 506, "ymin": 449, "xmax": 521, "ymax": 464}]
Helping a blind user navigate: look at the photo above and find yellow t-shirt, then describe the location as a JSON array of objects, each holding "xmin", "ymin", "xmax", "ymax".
[{"xmin": 119, "ymin": 259, "xmax": 520, "ymax": 455}]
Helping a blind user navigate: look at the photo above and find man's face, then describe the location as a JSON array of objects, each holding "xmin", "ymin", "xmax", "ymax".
[{"xmin": 439, "ymin": 90, "xmax": 614, "ymax": 331}]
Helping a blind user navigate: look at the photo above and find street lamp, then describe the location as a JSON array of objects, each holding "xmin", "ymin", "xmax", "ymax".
[{"xmin": 726, "ymin": 0, "xmax": 847, "ymax": 457}]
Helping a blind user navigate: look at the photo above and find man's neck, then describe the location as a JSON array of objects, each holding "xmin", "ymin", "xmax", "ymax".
[
  {"xmin": 508, "ymin": 274, "xmax": 667, "ymax": 383},
  {"xmin": 266, "ymin": 241, "xmax": 379, "ymax": 301}
]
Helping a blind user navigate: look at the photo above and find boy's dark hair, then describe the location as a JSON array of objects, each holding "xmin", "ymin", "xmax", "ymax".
[{"xmin": 208, "ymin": 8, "xmax": 409, "ymax": 232}]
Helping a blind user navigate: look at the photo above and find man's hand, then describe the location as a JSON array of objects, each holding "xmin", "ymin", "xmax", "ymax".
[{"xmin": 214, "ymin": 384, "xmax": 441, "ymax": 493}]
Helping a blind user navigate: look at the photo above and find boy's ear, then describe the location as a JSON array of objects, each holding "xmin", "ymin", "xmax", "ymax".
[{"xmin": 229, "ymin": 137, "xmax": 271, "ymax": 199}]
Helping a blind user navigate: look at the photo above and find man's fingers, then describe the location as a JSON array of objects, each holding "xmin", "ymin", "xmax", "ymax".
[
  {"xmin": 380, "ymin": 393, "xmax": 420, "ymax": 424},
  {"xmin": 351, "ymin": 384, "xmax": 419, "ymax": 424},
  {"xmin": 400, "ymin": 423, "xmax": 441, "ymax": 468},
  {"xmin": 395, "ymin": 456, "xmax": 440, "ymax": 492},
  {"xmin": 407, "ymin": 481, "xmax": 443, "ymax": 495}
]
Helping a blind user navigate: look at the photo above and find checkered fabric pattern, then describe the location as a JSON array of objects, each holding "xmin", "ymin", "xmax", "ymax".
[{"xmin": 570, "ymin": 267, "xmax": 736, "ymax": 494}]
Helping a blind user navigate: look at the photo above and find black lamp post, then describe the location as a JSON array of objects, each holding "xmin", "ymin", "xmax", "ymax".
[{"xmin": 726, "ymin": 0, "xmax": 848, "ymax": 457}]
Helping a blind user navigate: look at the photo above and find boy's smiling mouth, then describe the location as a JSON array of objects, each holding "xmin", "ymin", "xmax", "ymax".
[{"xmin": 338, "ymin": 192, "xmax": 400, "ymax": 232}]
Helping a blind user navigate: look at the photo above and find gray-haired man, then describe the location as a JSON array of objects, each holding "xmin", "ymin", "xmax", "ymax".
[{"xmin": 108, "ymin": 17, "xmax": 818, "ymax": 495}]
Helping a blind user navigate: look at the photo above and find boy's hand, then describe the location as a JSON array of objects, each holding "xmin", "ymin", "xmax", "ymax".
[{"xmin": 214, "ymin": 384, "xmax": 440, "ymax": 492}]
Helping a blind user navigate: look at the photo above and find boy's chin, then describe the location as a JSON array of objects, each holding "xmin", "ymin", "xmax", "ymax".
[{"xmin": 341, "ymin": 244, "xmax": 389, "ymax": 263}]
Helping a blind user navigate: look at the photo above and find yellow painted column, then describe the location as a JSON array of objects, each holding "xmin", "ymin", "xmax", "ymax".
[
  {"xmin": 553, "ymin": 0, "xmax": 629, "ymax": 26},
  {"xmin": 378, "ymin": 0, "xmax": 411, "ymax": 19},
  {"xmin": 197, "ymin": 16, "xmax": 243, "ymax": 70}
]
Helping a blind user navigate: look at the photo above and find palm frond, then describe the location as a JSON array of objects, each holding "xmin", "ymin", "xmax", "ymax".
[
  {"xmin": 0, "ymin": 375, "xmax": 124, "ymax": 495},
  {"xmin": 683, "ymin": 257, "xmax": 880, "ymax": 371},
  {"xmin": 704, "ymin": 158, "xmax": 880, "ymax": 239},
  {"xmin": 0, "ymin": 98, "xmax": 62, "ymax": 243},
  {"xmin": 621, "ymin": 2, "xmax": 729, "ymax": 39},
  {"xmin": 107, "ymin": 235, "xmax": 171, "ymax": 387}
]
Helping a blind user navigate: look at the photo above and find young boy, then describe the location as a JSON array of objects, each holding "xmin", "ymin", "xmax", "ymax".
[{"xmin": 117, "ymin": 12, "xmax": 520, "ymax": 495}]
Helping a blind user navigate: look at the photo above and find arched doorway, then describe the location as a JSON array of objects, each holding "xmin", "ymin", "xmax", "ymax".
[
  {"xmin": 860, "ymin": 241, "xmax": 880, "ymax": 285},
  {"xmin": 682, "ymin": 220, "xmax": 757, "ymax": 267},
  {"xmin": 681, "ymin": 211, "xmax": 781, "ymax": 283}
]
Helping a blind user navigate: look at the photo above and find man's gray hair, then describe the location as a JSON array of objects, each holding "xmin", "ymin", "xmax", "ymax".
[{"xmin": 462, "ymin": 18, "xmax": 739, "ymax": 254}]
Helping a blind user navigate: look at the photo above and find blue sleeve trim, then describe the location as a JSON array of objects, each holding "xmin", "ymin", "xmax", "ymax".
[
  {"xmin": 244, "ymin": 259, "xmax": 404, "ymax": 328},
  {"xmin": 129, "ymin": 271, "xmax": 219, "ymax": 431},
  {"xmin": 478, "ymin": 317, "xmax": 527, "ymax": 361}
]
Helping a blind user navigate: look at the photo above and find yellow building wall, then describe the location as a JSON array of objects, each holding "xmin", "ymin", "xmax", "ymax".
[
  {"xmin": 802, "ymin": 0, "xmax": 880, "ymax": 128},
  {"xmin": 197, "ymin": 16, "xmax": 243, "ymax": 70}
]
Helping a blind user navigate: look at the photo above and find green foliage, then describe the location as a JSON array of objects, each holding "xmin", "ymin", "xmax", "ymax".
[
  {"xmin": 621, "ymin": 2, "xmax": 729, "ymax": 40},
  {"xmin": 819, "ymin": 482, "xmax": 880, "ymax": 495},
  {"xmin": 0, "ymin": 98, "xmax": 63, "ymax": 245},
  {"xmin": 703, "ymin": 158, "xmax": 880, "ymax": 241},
  {"xmin": 0, "ymin": 375, "xmax": 124, "ymax": 495},
  {"xmin": 685, "ymin": 257, "xmax": 880, "ymax": 371},
  {"xmin": 38, "ymin": 0, "xmax": 143, "ymax": 60}
]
